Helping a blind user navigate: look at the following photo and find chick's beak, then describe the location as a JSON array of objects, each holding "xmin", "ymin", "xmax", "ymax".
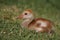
[{"xmin": 16, "ymin": 14, "xmax": 23, "ymax": 19}]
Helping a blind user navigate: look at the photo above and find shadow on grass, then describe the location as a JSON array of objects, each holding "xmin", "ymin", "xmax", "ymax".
[{"xmin": 0, "ymin": 0, "xmax": 18, "ymax": 5}]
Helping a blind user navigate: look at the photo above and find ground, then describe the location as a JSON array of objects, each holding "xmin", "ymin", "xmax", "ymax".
[{"xmin": 0, "ymin": 0, "xmax": 60, "ymax": 40}]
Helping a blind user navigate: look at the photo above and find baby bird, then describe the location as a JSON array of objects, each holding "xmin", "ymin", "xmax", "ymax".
[{"xmin": 17, "ymin": 9, "xmax": 54, "ymax": 33}]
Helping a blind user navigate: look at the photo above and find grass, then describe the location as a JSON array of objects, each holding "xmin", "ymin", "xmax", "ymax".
[{"xmin": 0, "ymin": 0, "xmax": 60, "ymax": 40}]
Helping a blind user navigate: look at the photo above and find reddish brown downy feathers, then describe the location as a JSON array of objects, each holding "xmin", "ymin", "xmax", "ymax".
[{"xmin": 17, "ymin": 9, "xmax": 54, "ymax": 33}]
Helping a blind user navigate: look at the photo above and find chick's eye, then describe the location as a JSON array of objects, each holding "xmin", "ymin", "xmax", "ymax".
[{"xmin": 25, "ymin": 13, "xmax": 27, "ymax": 15}]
